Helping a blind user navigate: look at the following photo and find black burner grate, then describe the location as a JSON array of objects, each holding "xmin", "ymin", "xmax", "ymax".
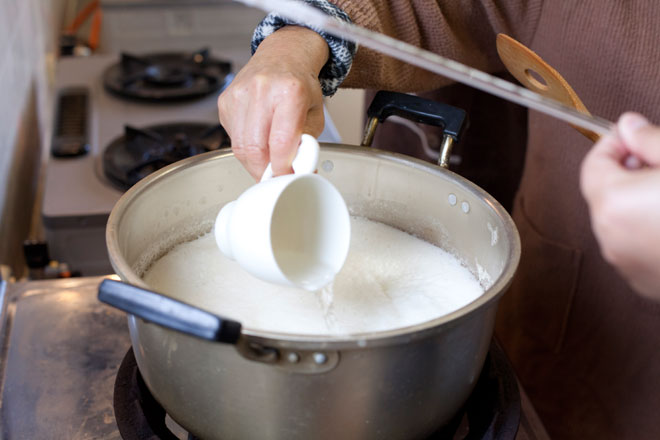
[
  {"xmin": 103, "ymin": 49, "xmax": 232, "ymax": 102},
  {"xmin": 113, "ymin": 342, "xmax": 520, "ymax": 440},
  {"xmin": 114, "ymin": 346, "xmax": 194, "ymax": 440},
  {"xmin": 102, "ymin": 122, "xmax": 230, "ymax": 191}
]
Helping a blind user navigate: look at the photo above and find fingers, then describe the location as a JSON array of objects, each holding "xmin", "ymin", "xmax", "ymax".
[
  {"xmin": 218, "ymin": 74, "xmax": 305, "ymax": 180},
  {"xmin": 222, "ymin": 99, "xmax": 270, "ymax": 180},
  {"xmin": 618, "ymin": 112, "xmax": 660, "ymax": 166},
  {"xmin": 218, "ymin": 84, "xmax": 265, "ymax": 180},
  {"xmin": 580, "ymin": 130, "xmax": 628, "ymax": 201},
  {"xmin": 240, "ymin": 79, "xmax": 277, "ymax": 179},
  {"xmin": 268, "ymin": 83, "xmax": 308, "ymax": 176},
  {"xmin": 268, "ymin": 83, "xmax": 326, "ymax": 176},
  {"xmin": 218, "ymin": 70, "xmax": 323, "ymax": 180}
]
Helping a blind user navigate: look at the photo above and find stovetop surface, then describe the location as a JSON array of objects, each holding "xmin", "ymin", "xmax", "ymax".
[
  {"xmin": 0, "ymin": 277, "xmax": 128, "ymax": 439},
  {"xmin": 43, "ymin": 54, "xmax": 228, "ymax": 223},
  {"xmin": 42, "ymin": 54, "xmax": 342, "ymax": 223},
  {"xmin": 0, "ymin": 277, "xmax": 550, "ymax": 440}
]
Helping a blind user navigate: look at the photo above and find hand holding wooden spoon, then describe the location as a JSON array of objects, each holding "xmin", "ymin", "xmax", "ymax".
[
  {"xmin": 580, "ymin": 113, "xmax": 660, "ymax": 300},
  {"xmin": 497, "ymin": 35, "xmax": 660, "ymax": 298}
]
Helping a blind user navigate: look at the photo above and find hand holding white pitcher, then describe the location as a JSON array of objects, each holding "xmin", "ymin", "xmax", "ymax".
[{"xmin": 214, "ymin": 135, "xmax": 350, "ymax": 291}]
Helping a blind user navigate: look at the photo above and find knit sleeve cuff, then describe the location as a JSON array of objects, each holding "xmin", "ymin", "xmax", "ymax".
[{"xmin": 251, "ymin": 0, "xmax": 357, "ymax": 96}]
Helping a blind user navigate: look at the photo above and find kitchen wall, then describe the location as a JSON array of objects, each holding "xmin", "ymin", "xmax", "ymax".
[
  {"xmin": 325, "ymin": 88, "xmax": 365, "ymax": 146},
  {"xmin": 0, "ymin": 0, "xmax": 67, "ymax": 277}
]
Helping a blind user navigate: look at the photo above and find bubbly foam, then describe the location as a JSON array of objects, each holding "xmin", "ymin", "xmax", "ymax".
[{"xmin": 143, "ymin": 216, "xmax": 484, "ymax": 335}]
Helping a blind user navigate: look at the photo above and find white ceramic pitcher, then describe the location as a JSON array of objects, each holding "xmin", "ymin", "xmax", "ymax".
[{"xmin": 214, "ymin": 135, "xmax": 351, "ymax": 291}]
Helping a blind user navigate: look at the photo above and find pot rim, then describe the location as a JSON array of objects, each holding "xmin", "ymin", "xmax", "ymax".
[{"xmin": 107, "ymin": 144, "xmax": 521, "ymax": 349}]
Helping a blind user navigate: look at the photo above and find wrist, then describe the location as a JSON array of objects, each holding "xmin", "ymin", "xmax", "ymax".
[
  {"xmin": 250, "ymin": 0, "xmax": 356, "ymax": 96},
  {"xmin": 256, "ymin": 26, "xmax": 330, "ymax": 75}
]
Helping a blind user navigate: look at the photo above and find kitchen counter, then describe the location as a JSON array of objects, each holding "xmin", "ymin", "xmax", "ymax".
[{"xmin": 0, "ymin": 276, "xmax": 550, "ymax": 439}]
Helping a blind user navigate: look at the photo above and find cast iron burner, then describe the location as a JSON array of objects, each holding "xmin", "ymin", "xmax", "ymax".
[
  {"xmin": 103, "ymin": 122, "xmax": 230, "ymax": 191},
  {"xmin": 113, "ymin": 342, "xmax": 521, "ymax": 440},
  {"xmin": 103, "ymin": 49, "xmax": 232, "ymax": 101}
]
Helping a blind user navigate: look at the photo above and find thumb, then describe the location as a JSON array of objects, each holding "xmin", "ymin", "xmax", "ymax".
[
  {"xmin": 580, "ymin": 131, "xmax": 627, "ymax": 201},
  {"xmin": 618, "ymin": 112, "xmax": 660, "ymax": 166},
  {"xmin": 302, "ymin": 105, "xmax": 325, "ymax": 138}
]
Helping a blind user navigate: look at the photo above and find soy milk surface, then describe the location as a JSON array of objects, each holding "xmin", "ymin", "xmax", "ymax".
[{"xmin": 143, "ymin": 216, "xmax": 484, "ymax": 335}]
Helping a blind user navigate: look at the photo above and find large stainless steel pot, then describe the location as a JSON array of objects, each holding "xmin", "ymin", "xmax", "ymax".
[{"xmin": 100, "ymin": 92, "xmax": 520, "ymax": 439}]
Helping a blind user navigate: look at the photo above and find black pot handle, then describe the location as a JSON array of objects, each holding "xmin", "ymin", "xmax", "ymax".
[
  {"xmin": 361, "ymin": 90, "xmax": 469, "ymax": 168},
  {"xmin": 98, "ymin": 279, "xmax": 242, "ymax": 344}
]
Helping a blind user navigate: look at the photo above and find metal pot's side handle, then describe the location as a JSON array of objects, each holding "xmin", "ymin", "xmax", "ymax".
[
  {"xmin": 99, "ymin": 280, "xmax": 339, "ymax": 374},
  {"xmin": 98, "ymin": 279, "xmax": 242, "ymax": 344},
  {"xmin": 361, "ymin": 90, "xmax": 469, "ymax": 168}
]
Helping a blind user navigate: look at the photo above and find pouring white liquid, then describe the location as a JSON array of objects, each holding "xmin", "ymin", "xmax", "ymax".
[{"xmin": 143, "ymin": 216, "xmax": 484, "ymax": 335}]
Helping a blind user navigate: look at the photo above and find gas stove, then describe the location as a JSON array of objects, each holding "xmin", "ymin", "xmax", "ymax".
[
  {"xmin": 42, "ymin": 51, "xmax": 341, "ymax": 276},
  {"xmin": 102, "ymin": 49, "xmax": 232, "ymax": 102},
  {"xmin": 0, "ymin": 277, "xmax": 551, "ymax": 440},
  {"xmin": 102, "ymin": 122, "xmax": 230, "ymax": 190}
]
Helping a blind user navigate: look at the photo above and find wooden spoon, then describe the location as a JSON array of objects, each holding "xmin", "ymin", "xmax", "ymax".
[{"xmin": 496, "ymin": 33, "xmax": 600, "ymax": 142}]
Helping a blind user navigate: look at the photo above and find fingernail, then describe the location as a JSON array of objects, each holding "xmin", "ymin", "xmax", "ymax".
[
  {"xmin": 619, "ymin": 112, "xmax": 649, "ymax": 133},
  {"xmin": 623, "ymin": 154, "xmax": 643, "ymax": 170}
]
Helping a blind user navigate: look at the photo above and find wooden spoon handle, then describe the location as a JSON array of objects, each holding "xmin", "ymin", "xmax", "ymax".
[{"xmin": 496, "ymin": 33, "xmax": 600, "ymax": 142}]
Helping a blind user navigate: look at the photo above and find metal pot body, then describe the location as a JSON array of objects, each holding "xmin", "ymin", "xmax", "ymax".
[{"xmin": 107, "ymin": 145, "xmax": 520, "ymax": 440}]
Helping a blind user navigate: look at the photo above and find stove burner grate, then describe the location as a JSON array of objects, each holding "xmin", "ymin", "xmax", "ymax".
[
  {"xmin": 103, "ymin": 49, "xmax": 232, "ymax": 102},
  {"xmin": 113, "ymin": 342, "xmax": 520, "ymax": 440},
  {"xmin": 103, "ymin": 122, "xmax": 230, "ymax": 191}
]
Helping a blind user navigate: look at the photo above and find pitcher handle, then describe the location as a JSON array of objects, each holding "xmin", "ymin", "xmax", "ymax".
[{"xmin": 260, "ymin": 134, "xmax": 320, "ymax": 181}]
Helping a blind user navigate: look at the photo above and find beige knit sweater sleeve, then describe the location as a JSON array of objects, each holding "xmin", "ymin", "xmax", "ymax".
[{"xmin": 331, "ymin": 0, "xmax": 544, "ymax": 92}]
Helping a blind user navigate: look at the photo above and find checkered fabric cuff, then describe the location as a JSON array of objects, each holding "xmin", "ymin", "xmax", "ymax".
[{"xmin": 251, "ymin": 0, "xmax": 357, "ymax": 96}]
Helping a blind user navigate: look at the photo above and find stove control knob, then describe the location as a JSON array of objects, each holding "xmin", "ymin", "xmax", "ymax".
[{"xmin": 51, "ymin": 88, "xmax": 90, "ymax": 158}]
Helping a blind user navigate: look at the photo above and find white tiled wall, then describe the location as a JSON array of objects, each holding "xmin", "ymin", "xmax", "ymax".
[{"xmin": 0, "ymin": 0, "xmax": 65, "ymax": 274}]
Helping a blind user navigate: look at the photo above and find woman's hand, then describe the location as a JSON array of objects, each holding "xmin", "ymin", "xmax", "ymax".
[
  {"xmin": 217, "ymin": 26, "xmax": 330, "ymax": 180},
  {"xmin": 580, "ymin": 112, "xmax": 660, "ymax": 300}
]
